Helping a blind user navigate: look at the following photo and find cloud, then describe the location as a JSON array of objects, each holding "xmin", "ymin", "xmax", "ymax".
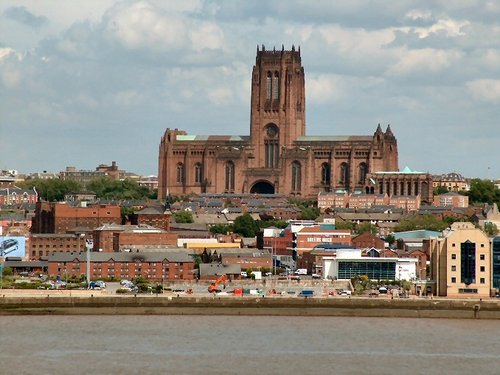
[
  {"xmin": 467, "ymin": 79, "xmax": 500, "ymax": 103},
  {"xmin": 190, "ymin": 22, "xmax": 225, "ymax": 52},
  {"xmin": 4, "ymin": 6, "xmax": 48, "ymax": 28},
  {"xmin": 0, "ymin": 47, "xmax": 24, "ymax": 88},
  {"xmin": 104, "ymin": 2, "xmax": 188, "ymax": 51},
  {"xmin": 387, "ymin": 48, "xmax": 463, "ymax": 76}
]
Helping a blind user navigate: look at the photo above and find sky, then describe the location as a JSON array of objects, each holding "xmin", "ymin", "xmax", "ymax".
[{"xmin": 1, "ymin": 0, "xmax": 499, "ymax": 179}]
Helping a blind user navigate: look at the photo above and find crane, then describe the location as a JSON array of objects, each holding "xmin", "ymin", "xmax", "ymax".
[{"xmin": 208, "ymin": 274, "xmax": 227, "ymax": 293}]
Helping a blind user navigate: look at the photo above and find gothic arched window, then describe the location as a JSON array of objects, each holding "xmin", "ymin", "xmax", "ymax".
[
  {"xmin": 292, "ymin": 161, "xmax": 302, "ymax": 192},
  {"xmin": 266, "ymin": 72, "xmax": 272, "ymax": 99},
  {"xmin": 273, "ymin": 72, "xmax": 279, "ymax": 99},
  {"xmin": 265, "ymin": 124, "xmax": 279, "ymax": 168},
  {"xmin": 339, "ymin": 163, "xmax": 349, "ymax": 185},
  {"xmin": 225, "ymin": 161, "xmax": 235, "ymax": 192},
  {"xmin": 321, "ymin": 163, "xmax": 331, "ymax": 185},
  {"xmin": 358, "ymin": 162, "xmax": 367, "ymax": 184},
  {"xmin": 176, "ymin": 163, "xmax": 184, "ymax": 184},
  {"xmin": 194, "ymin": 163, "xmax": 202, "ymax": 184}
]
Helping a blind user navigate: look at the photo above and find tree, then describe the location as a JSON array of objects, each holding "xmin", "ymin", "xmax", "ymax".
[
  {"xmin": 356, "ymin": 222, "xmax": 378, "ymax": 235},
  {"xmin": 2, "ymin": 266, "xmax": 13, "ymax": 277},
  {"xmin": 173, "ymin": 211, "xmax": 194, "ymax": 223},
  {"xmin": 394, "ymin": 214, "xmax": 448, "ymax": 232},
  {"xmin": 483, "ymin": 222, "xmax": 499, "ymax": 236},
  {"xmin": 467, "ymin": 179, "xmax": 500, "ymax": 206},
  {"xmin": 19, "ymin": 179, "xmax": 82, "ymax": 201},
  {"xmin": 335, "ymin": 221, "xmax": 357, "ymax": 231},
  {"xmin": 299, "ymin": 206, "xmax": 320, "ymax": 220},
  {"xmin": 433, "ymin": 186, "xmax": 449, "ymax": 195},
  {"xmin": 87, "ymin": 178, "xmax": 155, "ymax": 200},
  {"xmin": 209, "ymin": 224, "xmax": 233, "ymax": 235},
  {"xmin": 233, "ymin": 214, "xmax": 260, "ymax": 237},
  {"xmin": 385, "ymin": 234, "xmax": 396, "ymax": 246}
]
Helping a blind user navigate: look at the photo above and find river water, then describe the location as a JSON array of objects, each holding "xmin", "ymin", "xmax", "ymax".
[{"xmin": 1, "ymin": 316, "xmax": 499, "ymax": 374}]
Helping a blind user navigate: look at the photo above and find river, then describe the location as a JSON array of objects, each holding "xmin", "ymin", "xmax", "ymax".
[{"xmin": 1, "ymin": 316, "xmax": 499, "ymax": 374}]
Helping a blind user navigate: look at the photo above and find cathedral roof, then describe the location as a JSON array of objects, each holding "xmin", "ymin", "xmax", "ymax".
[
  {"xmin": 176, "ymin": 135, "xmax": 249, "ymax": 142},
  {"xmin": 296, "ymin": 135, "xmax": 372, "ymax": 142}
]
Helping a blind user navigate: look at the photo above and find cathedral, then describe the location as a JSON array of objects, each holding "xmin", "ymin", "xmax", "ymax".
[{"xmin": 158, "ymin": 45, "xmax": 398, "ymax": 199}]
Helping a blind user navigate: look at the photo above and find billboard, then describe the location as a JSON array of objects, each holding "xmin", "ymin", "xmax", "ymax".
[{"xmin": 0, "ymin": 236, "xmax": 26, "ymax": 257}]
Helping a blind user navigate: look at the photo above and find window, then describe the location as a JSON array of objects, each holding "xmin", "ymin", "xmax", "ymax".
[
  {"xmin": 480, "ymin": 266, "xmax": 485, "ymax": 272},
  {"xmin": 480, "ymin": 254, "xmax": 485, "ymax": 260},
  {"xmin": 321, "ymin": 163, "xmax": 331, "ymax": 185},
  {"xmin": 225, "ymin": 161, "xmax": 235, "ymax": 192},
  {"xmin": 358, "ymin": 163, "xmax": 367, "ymax": 184},
  {"xmin": 452, "ymin": 243, "xmax": 456, "ymax": 247},
  {"xmin": 176, "ymin": 163, "xmax": 184, "ymax": 184},
  {"xmin": 266, "ymin": 72, "xmax": 272, "ymax": 99},
  {"xmin": 451, "ymin": 254, "xmax": 456, "ymax": 259},
  {"xmin": 451, "ymin": 277, "xmax": 456, "ymax": 283},
  {"xmin": 273, "ymin": 72, "xmax": 279, "ymax": 99},
  {"xmin": 461, "ymin": 240, "xmax": 476, "ymax": 285},
  {"xmin": 458, "ymin": 288, "xmax": 478, "ymax": 294},
  {"xmin": 291, "ymin": 161, "xmax": 301, "ymax": 192},
  {"xmin": 194, "ymin": 163, "xmax": 203, "ymax": 184},
  {"xmin": 264, "ymin": 124, "xmax": 279, "ymax": 168},
  {"xmin": 480, "ymin": 278, "xmax": 485, "ymax": 284},
  {"xmin": 451, "ymin": 265, "xmax": 456, "ymax": 272},
  {"xmin": 339, "ymin": 163, "xmax": 349, "ymax": 186}
]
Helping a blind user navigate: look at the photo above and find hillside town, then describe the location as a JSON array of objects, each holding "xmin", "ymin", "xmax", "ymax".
[{"xmin": 1, "ymin": 163, "xmax": 500, "ymax": 299}]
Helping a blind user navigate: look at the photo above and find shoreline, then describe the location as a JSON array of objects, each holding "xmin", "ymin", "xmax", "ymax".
[{"xmin": 1, "ymin": 293, "xmax": 499, "ymax": 319}]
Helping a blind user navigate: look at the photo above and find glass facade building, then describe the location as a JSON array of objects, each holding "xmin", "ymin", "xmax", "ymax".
[
  {"xmin": 338, "ymin": 260, "xmax": 396, "ymax": 280},
  {"xmin": 493, "ymin": 236, "xmax": 500, "ymax": 290}
]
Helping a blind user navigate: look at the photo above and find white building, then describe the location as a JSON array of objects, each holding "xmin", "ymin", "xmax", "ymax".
[{"xmin": 323, "ymin": 249, "xmax": 417, "ymax": 281}]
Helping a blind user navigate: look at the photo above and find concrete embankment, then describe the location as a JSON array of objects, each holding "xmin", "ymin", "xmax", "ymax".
[{"xmin": 1, "ymin": 295, "xmax": 500, "ymax": 319}]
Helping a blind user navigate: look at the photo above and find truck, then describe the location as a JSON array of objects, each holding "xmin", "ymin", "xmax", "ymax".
[
  {"xmin": 294, "ymin": 268, "xmax": 308, "ymax": 275},
  {"xmin": 298, "ymin": 290, "xmax": 314, "ymax": 298}
]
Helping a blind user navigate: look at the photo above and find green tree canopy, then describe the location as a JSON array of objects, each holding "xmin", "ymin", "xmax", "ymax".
[
  {"xmin": 335, "ymin": 221, "xmax": 357, "ymax": 231},
  {"xmin": 385, "ymin": 234, "xmax": 396, "ymax": 246},
  {"xmin": 87, "ymin": 178, "xmax": 156, "ymax": 200},
  {"xmin": 232, "ymin": 214, "xmax": 260, "ymax": 237},
  {"xmin": 209, "ymin": 223, "xmax": 233, "ymax": 235},
  {"xmin": 19, "ymin": 179, "xmax": 82, "ymax": 202},
  {"xmin": 394, "ymin": 214, "xmax": 448, "ymax": 232},
  {"xmin": 356, "ymin": 222, "xmax": 378, "ymax": 235},
  {"xmin": 433, "ymin": 186, "xmax": 450, "ymax": 195},
  {"xmin": 173, "ymin": 211, "xmax": 194, "ymax": 223},
  {"xmin": 467, "ymin": 179, "xmax": 500, "ymax": 206},
  {"xmin": 483, "ymin": 222, "xmax": 499, "ymax": 236}
]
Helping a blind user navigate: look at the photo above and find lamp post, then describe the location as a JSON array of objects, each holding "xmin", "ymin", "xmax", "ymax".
[{"xmin": 86, "ymin": 246, "xmax": 90, "ymax": 289}]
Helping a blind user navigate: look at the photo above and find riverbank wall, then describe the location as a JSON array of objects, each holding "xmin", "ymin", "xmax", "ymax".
[{"xmin": 1, "ymin": 295, "xmax": 500, "ymax": 319}]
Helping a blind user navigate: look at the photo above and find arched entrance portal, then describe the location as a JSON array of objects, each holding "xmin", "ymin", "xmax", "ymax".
[{"xmin": 250, "ymin": 181, "xmax": 275, "ymax": 194}]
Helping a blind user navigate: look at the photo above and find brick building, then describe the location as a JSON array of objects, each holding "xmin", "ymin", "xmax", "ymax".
[
  {"xmin": 364, "ymin": 166, "xmax": 433, "ymax": 204},
  {"xmin": 295, "ymin": 225, "xmax": 352, "ymax": 253},
  {"xmin": 318, "ymin": 191, "xmax": 420, "ymax": 211},
  {"xmin": 47, "ymin": 251, "xmax": 194, "ymax": 281},
  {"xmin": 158, "ymin": 46, "xmax": 398, "ymax": 199},
  {"xmin": 29, "ymin": 233, "xmax": 86, "ymax": 260},
  {"xmin": 32, "ymin": 201, "xmax": 121, "ymax": 234},
  {"xmin": 433, "ymin": 192, "xmax": 469, "ymax": 208},
  {"xmin": 93, "ymin": 224, "xmax": 177, "ymax": 252},
  {"xmin": 433, "ymin": 172, "xmax": 470, "ymax": 192},
  {"xmin": 59, "ymin": 161, "xmax": 124, "ymax": 183},
  {"xmin": 352, "ymin": 232, "xmax": 385, "ymax": 250},
  {"xmin": 0, "ymin": 187, "xmax": 38, "ymax": 206},
  {"xmin": 134, "ymin": 205, "xmax": 171, "ymax": 231}
]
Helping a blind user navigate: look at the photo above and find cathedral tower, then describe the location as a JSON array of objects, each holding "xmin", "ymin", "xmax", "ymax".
[{"xmin": 250, "ymin": 45, "xmax": 305, "ymax": 170}]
